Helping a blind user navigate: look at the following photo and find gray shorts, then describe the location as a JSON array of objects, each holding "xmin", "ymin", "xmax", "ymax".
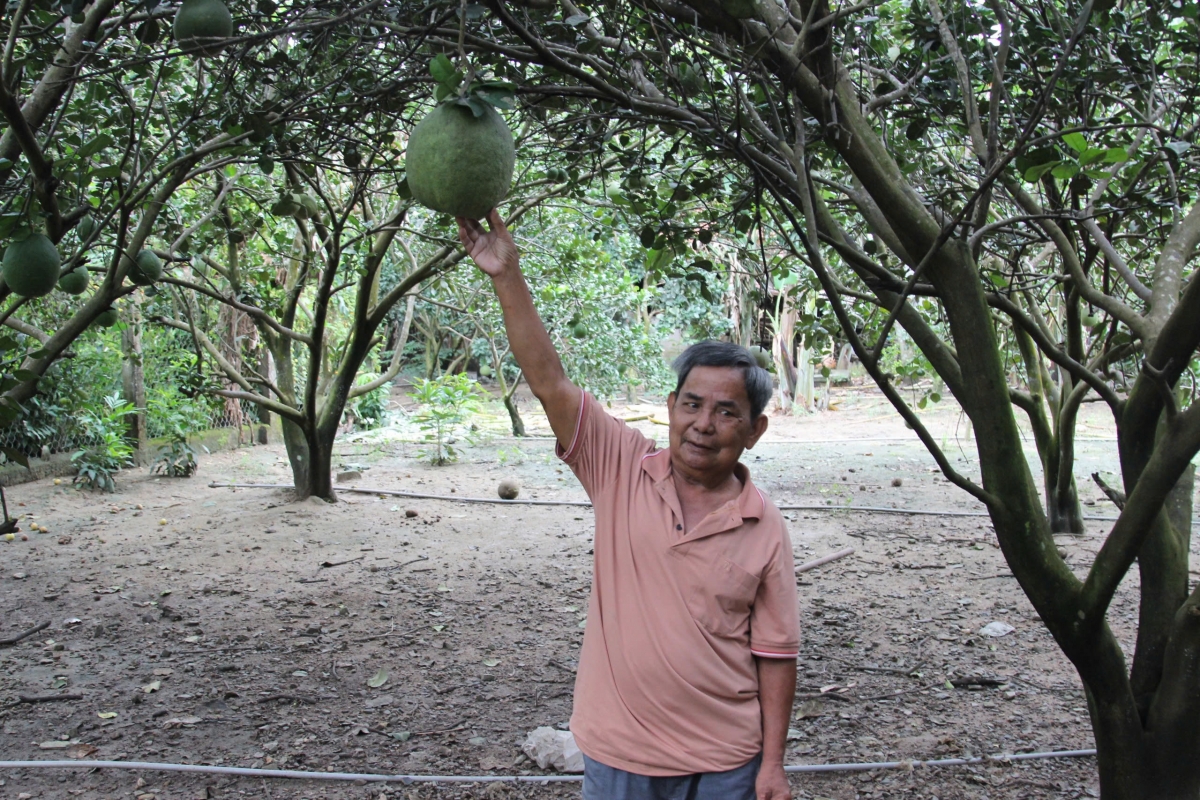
[{"xmin": 581, "ymin": 752, "xmax": 762, "ymax": 800}]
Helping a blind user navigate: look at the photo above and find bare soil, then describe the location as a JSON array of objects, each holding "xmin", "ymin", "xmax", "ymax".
[{"xmin": 1, "ymin": 382, "xmax": 1159, "ymax": 800}]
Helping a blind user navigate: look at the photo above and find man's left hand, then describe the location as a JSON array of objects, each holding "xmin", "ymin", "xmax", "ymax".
[{"xmin": 755, "ymin": 761, "xmax": 792, "ymax": 800}]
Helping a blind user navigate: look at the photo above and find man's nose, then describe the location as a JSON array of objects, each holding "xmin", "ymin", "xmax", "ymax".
[{"xmin": 694, "ymin": 407, "xmax": 717, "ymax": 431}]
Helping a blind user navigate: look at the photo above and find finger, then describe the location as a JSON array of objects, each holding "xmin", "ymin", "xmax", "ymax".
[{"xmin": 485, "ymin": 208, "xmax": 504, "ymax": 232}]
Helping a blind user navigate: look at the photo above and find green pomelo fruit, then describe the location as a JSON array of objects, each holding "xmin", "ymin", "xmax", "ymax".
[
  {"xmin": 749, "ymin": 344, "xmax": 772, "ymax": 371},
  {"xmin": 3, "ymin": 233, "xmax": 62, "ymax": 298},
  {"xmin": 479, "ymin": 364, "xmax": 494, "ymax": 377},
  {"xmin": 296, "ymin": 194, "xmax": 321, "ymax": 220},
  {"xmin": 95, "ymin": 308, "xmax": 119, "ymax": 327},
  {"xmin": 497, "ymin": 479, "xmax": 520, "ymax": 500},
  {"xmin": 270, "ymin": 195, "xmax": 298, "ymax": 216},
  {"xmin": 571, "ymin": 322, "xmax": 588, "ymax": 339},
  {"xmin": 257, "ymin": 155, "xmax": 275, "ymax": 174},
  {"xmin": 405, "ymin": 102, "xmax": 515, "ymax": 221},
  {"xmin": 58, "ymin": 267, "xmax": 90, "ymax": 295},
  {"xmin": 77, "ymin": 215, "xmax": 96, "ymax": 241},
  {"xmin": 173, "ymin": 0, "xmax": 234, "ymax": 57},
  {"xmin": 126, "ymin": 249, "xmax": 164, "ymax": 286}
]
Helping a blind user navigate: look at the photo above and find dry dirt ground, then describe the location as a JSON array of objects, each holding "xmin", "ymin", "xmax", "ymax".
[{"xmin": 1, "ymin": 382, "xmax": 1172, "ymax": 800}]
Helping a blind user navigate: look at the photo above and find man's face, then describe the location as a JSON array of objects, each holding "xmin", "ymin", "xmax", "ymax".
[{"xmin": 667, "ymin": 365, "xmax": 768, "ymax": 485}]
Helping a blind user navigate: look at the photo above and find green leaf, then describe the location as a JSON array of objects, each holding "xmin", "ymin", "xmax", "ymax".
[
  {"xmin": 2, "ymin": 447, "xmax": 29, "ymax": 468},
  {"xmin": 367, "ymin": 668, "xmax": 389, "ymax": 688},
  {"xmin": 90, "ymin": 165, "xmax": 122, "ymax": 180},
  {"xmin": 1022, "ymin": 162, "xmax": 1059, "ymax": 182},
  {"xmin": 1062, "ymin": 132, "xmax": 1088, "ymax": 153},
  {"xmin": 1103, "ymin": 147, "xmax": 1129, "ymax": 163},
  {"xmin": 1051, "ymin": 162, "xmax": 1079, "ymax": 180},
  {"xmin": 76, "ymin": 134, "xmax": 114, "ymax": 159},
  {"xmin": 464, "ymin": 97, "xmax": 486, "ymax": 118},
  {"xmin": 429, "ymin": 54, "xmax": 463, "ymax": 92},
  {"xmin": 564, "ymin": 13, "xmax": 590, "ymax": 25},
  {"xmin": 1078, "ymin": 147, "xmax": 1108, "ymax": 167}
]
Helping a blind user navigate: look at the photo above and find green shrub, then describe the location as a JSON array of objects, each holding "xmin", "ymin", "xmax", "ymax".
[
  {"xmin": 408, "ymin": 373, "xmax": 485, "ymax": 465},
  {"xmin": 152, "ymin": 411, "xmax": 200, "ymax": 477},
  {"xmin": 72, "ymin": 395, "xmax": 136, "ymax": 492}
]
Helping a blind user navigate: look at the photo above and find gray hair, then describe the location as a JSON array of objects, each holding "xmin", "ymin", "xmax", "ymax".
[{"xmin": 671, "ymin": 341, "xmax": 773, "ymax": 419}]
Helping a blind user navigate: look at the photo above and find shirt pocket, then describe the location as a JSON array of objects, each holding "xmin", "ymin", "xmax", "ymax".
[{"xmin": 685, "ymin": 555, "xmax": 761, "ymax": 638}]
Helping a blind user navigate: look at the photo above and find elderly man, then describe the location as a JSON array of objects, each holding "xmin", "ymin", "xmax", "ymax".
[{"xmin": 459, "ymin": 210, "xmax": 800, "ymax": 800}]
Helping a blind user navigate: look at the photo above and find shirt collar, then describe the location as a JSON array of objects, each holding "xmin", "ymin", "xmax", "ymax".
[{"xmin": 640, "ymin": 448, "xmax": 765, "ymax": 521}]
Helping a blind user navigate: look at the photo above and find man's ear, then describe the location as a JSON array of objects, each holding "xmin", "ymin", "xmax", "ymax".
[
  {"xmin": 745, "ymin": 413, "xmax": 768, "ymax": 449},
  {"xmin": 667, "ymin": 392, "xmax": 677, "ymax": 415}
]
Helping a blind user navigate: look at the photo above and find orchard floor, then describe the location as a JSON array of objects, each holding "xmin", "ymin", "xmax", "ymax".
[{"xmin": 1, "ymin": 382, "xmax": 1171, "ymax": 800}]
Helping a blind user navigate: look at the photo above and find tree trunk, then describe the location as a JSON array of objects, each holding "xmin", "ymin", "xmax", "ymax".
[
  {"xmin": 1047, "ymin": 479, "xmax": 1086, "ymax": 534},
  {"xmin": 120, "ymin": 309, "xmax": 147, "ymax": 453},
  {"xmin": 1088, "ymin": 684, "xmax": 1200, "ymax": 800},
  {"xmin": 504, "ymin": 393, "xmax": 525, "ymax": 437},
  {"xmin": 280, "ymin": 417, "xmax": 334, "ymax": 501}
]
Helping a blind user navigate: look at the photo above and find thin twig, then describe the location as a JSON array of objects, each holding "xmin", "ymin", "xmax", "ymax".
[
  {"xmin": 12, "ymin": 693, "xmax": 83, "ymax": 705},
  {"xmin": 0, "ymin": 621, "xmax": 51, "ymax": 646}
]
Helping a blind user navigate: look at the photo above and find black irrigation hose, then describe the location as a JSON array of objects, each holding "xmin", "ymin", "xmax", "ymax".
[
  {"xmin": 208, "ymin": 482, "xmax": 1140, "ymax": 522},
  {"xmin": 0, "ymin": 750, "xmax": 1098, "ymax": 783}
]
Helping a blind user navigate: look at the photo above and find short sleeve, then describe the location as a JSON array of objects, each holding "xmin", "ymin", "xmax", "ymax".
[
  {"xmin": 748, "ymin": 517, "xmax": 801, "ymax": 659},
  {"xmin": 557, "ymin": 391, "xmax": 654, "ymax": 499}
]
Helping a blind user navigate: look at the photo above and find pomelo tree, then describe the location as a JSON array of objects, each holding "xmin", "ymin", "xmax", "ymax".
[{"xmin": 442, "ymin": 0, "xmax": 1196, "ymax": 795}]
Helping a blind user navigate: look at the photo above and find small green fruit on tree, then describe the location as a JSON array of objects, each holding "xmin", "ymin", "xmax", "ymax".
[
  {"xmin": 3, "ymin": 233, "xmax": 61, "ymax": 298},
  {"xmin": 94, "ymin": 308, "xmax": 119, "ymax": 327},
  {"xmin": 77, "ymin": 215, "xmax": 97, "ymax": 241},
  {"xmin": 749, "ymin": 344, "xmax": 772, "ymax": 371},
  {"xmin": 57, "ymin": 266, "xmax": 90, "ymax": 295},
  {"xmin": 126, "ymin": 249, "xmax": 163, "ymax": 286},
  {"xmin": 173, "ymin": 0, "xmax": 234, "ymax": 57},
  {"xmin": 405, "ymin": 102, "xmax": 515, "ymax": 220}
]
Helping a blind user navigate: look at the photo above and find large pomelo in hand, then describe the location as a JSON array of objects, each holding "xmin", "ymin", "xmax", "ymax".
[
  {"xmin": 173, "ymin": 0, "xmax": 234, "ymax": 57},
  {"xmin": 3, "ymin": 234, "xmax": 61, "ymax": 298},
  {"xmin": 405, "ymin": 102, "xmax": 515, "ymax": 221}
]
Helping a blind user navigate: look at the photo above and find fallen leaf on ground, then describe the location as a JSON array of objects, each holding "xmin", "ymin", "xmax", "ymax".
[
  {"xmin": 482, "ymin": 658, "xmax": 500, "ymax": 667},
  {"xmin": 162, "ymin": 716, "xmax": 202, "ymax": 728},
  {"xmin": 367, "ymin": 668, "xmax": 389, "ymax": 688},
  {"xmin": 97, "ymin": 711, "xmax": 117, "ymax": 719},
  {"xmin": 142, "ymin": 680, "xmax": 161, "ymax": 693},
  {"xmin": 66, "ymin": 743, "xmax": 98, "ymax": 759}
]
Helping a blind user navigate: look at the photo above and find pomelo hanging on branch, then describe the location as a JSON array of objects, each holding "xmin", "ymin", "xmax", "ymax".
[
  {"xmin": 124, "ymin": 249, "xmax": 164, "ymax": 286},
  {"xmin": 58, "ymin": 266, "xmax": 90, "ymax": 295},
  {"xmin": 403, "ymin": 55, "xmax": 516, "ymax": 221},
  {"xmin": 3, "ymin": 233, "xmax": 61, "ymax": 298},
  {"xmin": 173, "ymin": 0, "xmax": 234, "ymax": 57}
]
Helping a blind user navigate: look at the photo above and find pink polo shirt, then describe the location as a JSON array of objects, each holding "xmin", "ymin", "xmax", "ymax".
[{"xmin": 558, "ymin": 392, "xmax": 801, "ymax": 776}]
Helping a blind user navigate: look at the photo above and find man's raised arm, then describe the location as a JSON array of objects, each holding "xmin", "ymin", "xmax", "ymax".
[{"xmin": 458, "ymin": 210, "xmax": 581, "ymax": 448}]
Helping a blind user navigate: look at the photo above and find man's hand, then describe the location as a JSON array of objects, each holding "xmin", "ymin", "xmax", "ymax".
[
  {"xmin": 457, "ymin": 209, "xmax": 518, "ymax": 278},
  {"xmin": 755, "ymin": 761, "xmax": 792, "ymax": 800}
]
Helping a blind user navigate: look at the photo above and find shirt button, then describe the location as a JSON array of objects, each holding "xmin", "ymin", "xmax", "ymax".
[{"xmin": 676, "ymin": 524, "xmax": 683, "ymax": 531}]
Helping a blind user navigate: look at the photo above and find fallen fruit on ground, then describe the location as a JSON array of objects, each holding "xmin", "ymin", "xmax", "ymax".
[
  {"xmin": 57, "ymin": 266, "xmax": 90, "ymax": 295},
  {"xmin": 173, "ymin": 0, "xmax": 234, "ymax": 57},
  {"xmin": 3, "ymin": 234, "xmax": 62, "ymax": 298},
  {"xmin": 405, "ymin": 102, "xmax": 515, "ymax": 220},
  {"xmin": 498, "ymin": 479, "xmax": 520, "ymax": 500}
]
